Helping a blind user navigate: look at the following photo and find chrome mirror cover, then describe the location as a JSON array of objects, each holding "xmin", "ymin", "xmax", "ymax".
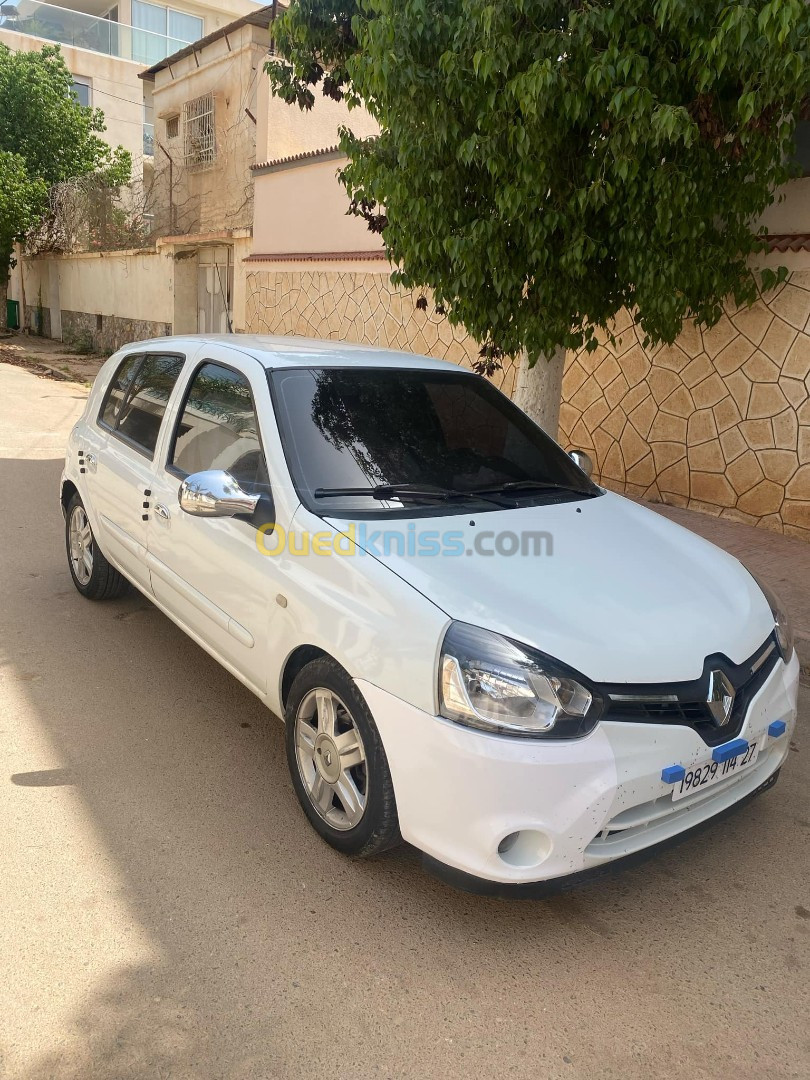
[
  {"xmin": 178, "ymin": 470, "xmax": 261, "ymax": 518},
  {"xmin": 568, "ymin": 449, "xmax": 594, "ymax": 478}
]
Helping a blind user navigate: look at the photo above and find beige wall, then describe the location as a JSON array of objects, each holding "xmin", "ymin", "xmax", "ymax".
[
  {"xmin": 559, "ymin": 272, "xmax": 810, "ymax": 540},
  {"xmin": 244, "ymin": 266, "xmax": 518, "ymax": 398},
  {"xmin": 256, "ymin": 82, "xmax": 379, "ymax": 165},
  {"xmin": 22, "ymin": 248, "xmax": 173, "ymax": 323},
  {"xmin": 168, "ymin": 0, "xmax": 258, "ymax": 36},
  {"xmin": 758, "ymin": 176, "xmax": 810, "ymax": 235},
  {"xmin": 0, "ymin": 30, "xmax": 144, "ymax": 164},
  {"xmin": 252, "ymin": 158, "xmax": 384, "ymax": 255}
]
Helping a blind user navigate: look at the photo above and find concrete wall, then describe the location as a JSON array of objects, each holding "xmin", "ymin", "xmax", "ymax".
[
  {"xmin": 255, "ymin": 80, "xmax": 379, "ymax": 166},
  {"xmin": 758, "ymin": 177, "xmax": 810, "ymax": 237},
  {"xmin": 21, "ymin": 249, "xmax": 176, "ymax": 350},
  {"xmin": 164, "ymin": 0, "xmax": 258, "ymax": 36},
  {"xmin": 559, "ymin": 274, "xmax": 810, "ymax": 541},
  {"xmin": 252, "ymin": 157, "xmax": 384, "ymax": 255},
  {"xmin": 557, "ymin": 178, "xmax": 810, "ymax": 541},
  {"xmin": 244, "ymin": 265, "xmax": 519, "ymax": 399}
]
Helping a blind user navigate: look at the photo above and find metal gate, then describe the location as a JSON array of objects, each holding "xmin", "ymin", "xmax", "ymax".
[{"xmin": 197, "ymin": 246, "xmax": 233, "ymax": 334}]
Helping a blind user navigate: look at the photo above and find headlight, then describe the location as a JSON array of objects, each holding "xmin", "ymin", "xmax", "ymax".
[
  {"xmin": 749, "ymin": 573, "xmax": 794, "ymax": 662},
  {"xmin": 438, "ymin": 622, "xmax": 602, "ymax": 739}
]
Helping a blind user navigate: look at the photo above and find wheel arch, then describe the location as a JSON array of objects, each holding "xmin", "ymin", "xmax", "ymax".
[
  {"xmin": 280, "ymin": 644, "xmax": 332, "ymax": 714},
  {"xmin": 60, "ymin": 479, "xmax": 79, "ymax": 518}
]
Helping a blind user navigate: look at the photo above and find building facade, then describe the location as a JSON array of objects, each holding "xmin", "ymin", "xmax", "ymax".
[{"xmin": 0, "ymin": 0, "xmax": 256, "ymax": 168}]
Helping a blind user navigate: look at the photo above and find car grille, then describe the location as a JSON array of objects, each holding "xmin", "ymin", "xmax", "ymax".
[
  {"xmin": 598, "ymin": 634, "xmax": 780, "ymax": 746},
  {"xmin": 585, "ymin": 756, "xmax": 781, "ymax": 856}
]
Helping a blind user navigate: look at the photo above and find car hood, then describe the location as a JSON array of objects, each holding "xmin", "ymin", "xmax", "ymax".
[{"xmin": 327, "ymin": 491, "xmax": 774, "ymax": 683}]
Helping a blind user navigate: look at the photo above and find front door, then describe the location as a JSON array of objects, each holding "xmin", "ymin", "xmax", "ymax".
[
  {"xmin": 83, "ymin": 350, "xmax": 185, "ymax": 592},
  {"xmin": 146, "ymin": 348, "xmax": 276, "ymax": 695}
]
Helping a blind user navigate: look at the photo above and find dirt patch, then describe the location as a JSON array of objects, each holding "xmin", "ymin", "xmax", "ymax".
[{"xmin": 0, "ymin": 333, "xmax": 107, "ymax": 385}]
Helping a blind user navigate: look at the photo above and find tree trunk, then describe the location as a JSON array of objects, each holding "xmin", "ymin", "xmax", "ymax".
[{"xmin": 512, "ymin": 345, "xmax": 566, "ymax": 441}]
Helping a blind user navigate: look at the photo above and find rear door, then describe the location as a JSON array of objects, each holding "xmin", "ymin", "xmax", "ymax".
[{"xmin": 83, "ymin": 350, "xmax": 185, "ymax": 591}]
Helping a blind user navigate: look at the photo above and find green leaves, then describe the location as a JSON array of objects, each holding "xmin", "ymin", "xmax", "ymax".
[
  {"xmin": 0, "ymin": 44, "xmax": 131, "ymax": 190},
  {"xmin": 0, "ymin": 151, "xmax": 48, "ymax": 267},
  {"xmin": 268, "ymin": 0, "xmax": 810, "ymax": 364},
  {"xmin": 0, "ymin": 44, "xmax": 131, "ymax": 285}
]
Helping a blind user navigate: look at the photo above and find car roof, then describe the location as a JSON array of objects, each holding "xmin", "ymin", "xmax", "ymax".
[{"xmin": 127, "ymin": 334, "xmax": 469, "ymax": 373}]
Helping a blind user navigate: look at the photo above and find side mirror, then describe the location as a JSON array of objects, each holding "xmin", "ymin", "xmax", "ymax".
[
  {"xmin": 568, "ymin": 449, "xmax": 594, "ymax": 478},
  {"xmin": 178, "ymin": 470, "xmax": 261, "ymax": 518}
]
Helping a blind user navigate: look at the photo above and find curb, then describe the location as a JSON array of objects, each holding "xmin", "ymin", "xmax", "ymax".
[{"xmin": 23, "ymin": 359, "xmax": 89, "ymax": 386}]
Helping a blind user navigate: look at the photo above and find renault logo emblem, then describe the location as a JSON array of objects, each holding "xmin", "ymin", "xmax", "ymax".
[{"xmin": 707, "ymin": 670, "xmax": 735, "ymax": 726}]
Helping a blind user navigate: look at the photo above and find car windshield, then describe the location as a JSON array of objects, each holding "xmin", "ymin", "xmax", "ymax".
[{"xmin": 269, "ymin": 366, "xmax": 600, "ymax": 515}]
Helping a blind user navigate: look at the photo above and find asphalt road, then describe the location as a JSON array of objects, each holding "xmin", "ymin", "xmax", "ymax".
[{"xmin": 0, "ymin": 363, "xmax": 808, "ymax": 1080}]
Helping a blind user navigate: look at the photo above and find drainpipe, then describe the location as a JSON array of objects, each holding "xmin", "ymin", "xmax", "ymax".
[{"xmin": 158, "ymin": 143, "xmax": 175, "ymax": 234}]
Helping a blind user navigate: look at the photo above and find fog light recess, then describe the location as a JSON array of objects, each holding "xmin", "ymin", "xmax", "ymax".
[{"xmin": 496, "ymin": 829, "xmax": 552, "ymax": 869}]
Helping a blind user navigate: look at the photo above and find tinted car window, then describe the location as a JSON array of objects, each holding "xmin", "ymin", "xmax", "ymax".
[
  {"xmin": 100, "ymin": 353, "xmax": 184, "ymax": 456},
  {"xmin": 270, "ymin": 367, "xmax": 599, "ymax": 513},
  {"xmin": 99, "ymin": 354, "xmax": 141, "ymax": 430},
  {"xmin": 171, "ymin": 363, "xmax": 270, "ymax": 494}
]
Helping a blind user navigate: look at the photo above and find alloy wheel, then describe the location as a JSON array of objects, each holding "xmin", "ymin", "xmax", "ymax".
[
  {"xmin": 69, "ymin": 505, "xmax": 94, "ymax": 586},
  {"xmin": 294, "ymin": 687, "xmax": 368, "ymax": 830}
]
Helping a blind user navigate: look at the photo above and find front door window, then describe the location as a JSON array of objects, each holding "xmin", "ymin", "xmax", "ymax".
[{"xmin": 171, "ymin": 362, "xmax": 270, "ymax": 494}]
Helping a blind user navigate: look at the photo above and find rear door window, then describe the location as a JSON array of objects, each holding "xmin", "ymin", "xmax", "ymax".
[
  {"xmin": 99, "ymin": 354, "xmax": 141, "ymax": 430},
  {"xmin": 99, "ymin": 353, "xmax": 184, "ymax": 457}
]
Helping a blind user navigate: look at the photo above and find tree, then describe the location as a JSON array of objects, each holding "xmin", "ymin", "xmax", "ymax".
[
  {"xmin": 266, "ymin": 0, "xmax": 810, "ymax": 433},
  {"xmin": 0, "ymin": 43, "xmax": 131, "ymax": 328},
  {"xmin": 0, "ymin": 152, "xmax": 48, "ymax": 322}
]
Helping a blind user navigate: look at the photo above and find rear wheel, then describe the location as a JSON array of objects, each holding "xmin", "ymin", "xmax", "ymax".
[
  {"xmin": 65, "ymin": 493, "xmax": 128, "ymax": 600},
  {"xmin": 285, "ymin": 657, "xmax": 401, "ymax": 857}
]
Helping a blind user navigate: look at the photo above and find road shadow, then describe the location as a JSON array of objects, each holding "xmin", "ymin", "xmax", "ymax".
[{"xmin": 2, "ymin": 456, "xmax": 807, "ymax": 1080}]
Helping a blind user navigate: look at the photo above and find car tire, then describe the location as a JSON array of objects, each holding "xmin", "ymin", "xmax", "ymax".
[
  {"xmin": 65, "ymin": 493, "xmax": 128, "ymax": 601},
  {"xmin": 285, "ymin": 656, "xmax": 401, "ymax": 857}
]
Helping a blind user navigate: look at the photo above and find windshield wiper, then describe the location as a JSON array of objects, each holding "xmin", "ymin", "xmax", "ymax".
[
  {"xmin": 468, "ymin": 479, "xmax": 596, "ymax": 498},
  {"xmin": 313, "ymin": 483, "xmax": 502, "ymax": 504}
]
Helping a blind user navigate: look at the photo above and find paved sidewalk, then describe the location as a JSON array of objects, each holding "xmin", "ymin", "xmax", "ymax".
[{"xmin": 649, "ymin": 501, "xmax": 810, "ymax": 668}]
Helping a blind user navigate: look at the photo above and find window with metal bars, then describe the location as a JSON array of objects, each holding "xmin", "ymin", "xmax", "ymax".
[
  {"xmin": 183, "ymin": 93, "xmax": 215, "ymax": 169},
  {"xmin": 166, "ymin": 114, "xmax": 179, "ymax": 140}
]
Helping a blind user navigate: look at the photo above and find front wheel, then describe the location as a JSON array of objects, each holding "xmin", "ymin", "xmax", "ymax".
[
  {"xmin": 65, "ymin": 493, "xmax": 128, "ymax": 600},
  {"xmin": 285, "ymin": 657, "xmax": 401, "ymax": 857}
]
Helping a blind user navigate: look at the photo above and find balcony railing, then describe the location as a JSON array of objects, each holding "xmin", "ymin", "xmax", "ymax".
[{"xmin": 0, "ymin": 0, "xmax": 192, "ymax": 65}]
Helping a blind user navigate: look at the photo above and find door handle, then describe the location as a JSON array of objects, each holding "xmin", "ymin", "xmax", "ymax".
[
  {"xmin": 85, "ymin": 453, "xmax": 97, "ymax": 473},
  {"xmin": 153, "ymin": 503, "xmax": 170, "ymax": 520}
]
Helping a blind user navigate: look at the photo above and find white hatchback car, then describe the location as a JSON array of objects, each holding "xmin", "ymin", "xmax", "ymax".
[{"xmin": 62, "ymin": 335, "xmax": 799, "ymax": 896}]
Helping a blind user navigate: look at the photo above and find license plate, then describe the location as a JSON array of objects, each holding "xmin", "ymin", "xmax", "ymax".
[{"xmin": 671, "ymin": 740, "xmax": 760, "ymax": 802}]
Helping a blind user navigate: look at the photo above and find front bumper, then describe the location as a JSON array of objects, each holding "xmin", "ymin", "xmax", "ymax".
[{"xmin": 356, "ymin": 649, "xmax": 799, "ymax": 891}]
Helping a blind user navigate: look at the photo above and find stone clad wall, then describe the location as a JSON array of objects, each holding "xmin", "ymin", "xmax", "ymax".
[
  {"xmin": 244, "ymin": 268, "xmax": 519, "ymax": 397},
  {"xmin": 560, "ymin": 273, "xmax": 810, "ymax": 540}
]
